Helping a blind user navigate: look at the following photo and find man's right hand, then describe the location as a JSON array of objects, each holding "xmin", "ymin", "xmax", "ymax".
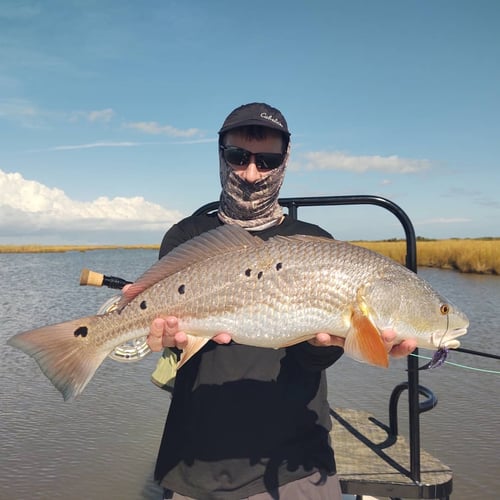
[{"xmin": 147, "ymin": 316, "xmax": 232, "ymax": 352}]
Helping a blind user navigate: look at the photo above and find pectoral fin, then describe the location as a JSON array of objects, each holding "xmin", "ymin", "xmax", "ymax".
[{"xmin": 344, "ymin": 309, "xmax": 389, "ymax": 368}]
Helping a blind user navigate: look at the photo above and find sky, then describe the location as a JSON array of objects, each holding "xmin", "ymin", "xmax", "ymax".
[{"xmin": 1, "ymin": 0, "xmax": 499, "ymax": 245}]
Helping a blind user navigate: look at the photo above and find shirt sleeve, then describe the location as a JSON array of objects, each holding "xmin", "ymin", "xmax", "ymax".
[
  {"xmin": 288, "ymin": 342, "xmax": 344, "ymax": 372},
  {"xmin": 159, "ymin": 214, "xmax": 220, "ymax": 259},
  {"xmin": 159, "ymin": 223, "xmax": 192, "ymax": 259}
]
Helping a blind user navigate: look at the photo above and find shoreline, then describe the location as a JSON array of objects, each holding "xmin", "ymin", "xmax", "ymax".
[
  {"xmin": 1, "ymin": 238, "xmax": 499, "ymax": 275},
  {"xmin": 0, "ymin": 244, "xmax": 160, "ymax": 254}
]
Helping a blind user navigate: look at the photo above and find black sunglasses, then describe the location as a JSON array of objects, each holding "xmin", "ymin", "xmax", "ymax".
[{"xmin": 220, "ymin": 145, "xmax": 285, "ymax": 170}]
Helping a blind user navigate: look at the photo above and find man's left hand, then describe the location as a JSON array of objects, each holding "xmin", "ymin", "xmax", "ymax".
[{"xmin": 309, "ymin": 330, "xmax": 417, "ymax": 358}]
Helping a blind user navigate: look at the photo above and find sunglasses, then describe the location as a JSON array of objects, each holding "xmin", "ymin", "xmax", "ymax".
[{"xmin": 220, "ymin": 145, "xmax": 285, "ymax": 170}]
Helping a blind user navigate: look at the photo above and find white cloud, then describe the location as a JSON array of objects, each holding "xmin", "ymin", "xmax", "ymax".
[
  {"xmin": 0, "ymin": 99, "xmax": 117, "ymax": 129},
  {"xmin": 70, "ymin": 108, "xmax": 115, "ymax": 123},
  {"xmin": 124, "ymin": 121, "xmax": 202, "ymax": 138},
  {"xmin": 0, "ymin": 98, "xmax": 43, "ymax": 127},
  {"xmin": 46, "ymin": 141, "xmax": 140, "ymax": 151},
  {"xmin": 297, "ymin": 151, "xmax": 431, "ymax": 174},
  {"xmin": 0, "ymin": 169, "xmax": 184, "ymax": 240}
]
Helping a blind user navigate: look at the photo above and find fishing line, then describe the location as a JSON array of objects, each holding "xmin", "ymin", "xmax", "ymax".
[{"xmin": 410, "ymin": 353, "xmax": 500, "ymax": 375}]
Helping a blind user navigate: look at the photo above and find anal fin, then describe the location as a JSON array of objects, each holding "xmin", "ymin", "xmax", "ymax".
[{"xmin": 177, "ymin": 335, "xmax": 210, "ymax": 369}]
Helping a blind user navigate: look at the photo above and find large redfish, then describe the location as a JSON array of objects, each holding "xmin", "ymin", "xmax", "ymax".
[{"xmin": 8, "ymin": 224, "xmax": 468, "ymax": 400}]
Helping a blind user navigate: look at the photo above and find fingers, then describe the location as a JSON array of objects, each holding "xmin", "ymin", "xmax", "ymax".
[
  {"xmin": 147, "ymin": 318, "xmax": 167, "ymax": 352},
  {"xmin": 146, "ymin": 316, "xmax": 187, "ymax": 351},
  {"xmin": 146, "ymin": 315, "xmax": 232, "ymax": 351},
  {"xmin": 306, "ymin": 329, "xmax": 416, "ymax": 358},
  {"xmin": 309, "ymin": 333, "xmax": 345, "ymax": 348},
  {"xmin": 212, "ymin": 332, "xmax": 232, "ymax": 344},
  {"xmin": 121, "ymin": 283, "xmax": 135, "ymax": 300},
  {"xmin": 381, "ymin": 329, "xmax": 417, "ymax": 358},
  {"xmin": 390, "ymin": 339, "xmax": 417, "ymax": 358}
]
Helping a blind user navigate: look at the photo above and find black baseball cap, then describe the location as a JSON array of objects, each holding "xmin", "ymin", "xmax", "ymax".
[{"xmin": 218, "ymin": 102, "xmax": 291, "ymax": 138}]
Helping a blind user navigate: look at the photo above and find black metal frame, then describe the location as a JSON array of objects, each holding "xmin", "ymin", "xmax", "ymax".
[{"xmin": 192, "ymin": 194, "xmax": 440, "ymax": 491}]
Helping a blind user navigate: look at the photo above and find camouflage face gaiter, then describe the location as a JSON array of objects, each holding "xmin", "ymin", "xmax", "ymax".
[{"xmin": 217, "ymin": 146, "xmax": 289, "ymax": 230}]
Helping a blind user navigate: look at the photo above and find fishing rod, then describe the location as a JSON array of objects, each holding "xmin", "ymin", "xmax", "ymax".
[
  {"xmin": 79, "ymin": 269, "xmax": 500, "ymax": 363},
  {"xmin": 455, "ymin": 347, "xmax": 500, "ymax": 361},
  {"xmin": 79, "ymin": 268, "xmax": 132, "ymax": 290}
]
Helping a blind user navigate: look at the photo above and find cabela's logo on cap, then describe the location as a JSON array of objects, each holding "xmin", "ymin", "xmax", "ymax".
[{"xmin": 260, "ymin": 112, "xmax": 284, "ymax": 129}]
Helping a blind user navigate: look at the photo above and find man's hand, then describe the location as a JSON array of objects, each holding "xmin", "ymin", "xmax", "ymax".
[
  {"xmin": 146, "ymin": 316, "xmax": 231, "ymax": 352},
  {"xmin": 380, "ymin": 329, "xmax": 417, "ymax": 358},
  {"xmin": 308, "ymin": 330, "xmax": 417, "ymax": 358},
  {"xmin": 119, "ymin": 284, "xmax": 231, "ymax": 352}
]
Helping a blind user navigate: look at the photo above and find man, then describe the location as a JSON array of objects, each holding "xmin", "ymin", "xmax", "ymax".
[{"xmin": 145, "ymin": 103, "xmax": 416, "ymax": 499}]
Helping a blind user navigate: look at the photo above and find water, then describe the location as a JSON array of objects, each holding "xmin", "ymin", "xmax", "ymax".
[{"xmin": 0, "ymin": 252, "xmax": 498, "ymax": 499}]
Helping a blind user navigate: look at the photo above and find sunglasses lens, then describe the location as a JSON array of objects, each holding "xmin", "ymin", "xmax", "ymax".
[
  {"xmin": 257, "ymin": 153, "xmax": 284, "ymax": 170},
  {"xmin": 223, "ymin": 147, "xmax": 248, "ymax": 166},
  {"xmin": 221, "ymin": 146, "xmax": 284, "ymax": 170}
]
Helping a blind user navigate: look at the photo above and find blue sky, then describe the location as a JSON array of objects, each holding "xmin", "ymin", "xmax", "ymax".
[{"xmin": 1, "ymin": 0, "xmax": 499, "ymax": 244}]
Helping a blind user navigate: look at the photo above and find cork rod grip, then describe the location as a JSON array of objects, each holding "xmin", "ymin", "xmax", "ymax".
[{"xmin": 79, "ymin": 268, "xmax": 132, "ymax": 290}]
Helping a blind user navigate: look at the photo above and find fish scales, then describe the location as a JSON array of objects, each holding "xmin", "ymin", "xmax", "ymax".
[
  {"xmin": 7, "ymin": 224, "xmax": 469, "ymax": 400},
  {"xmin": 148, "ymin": 237, "xmax": 358, "ymax": 344}
]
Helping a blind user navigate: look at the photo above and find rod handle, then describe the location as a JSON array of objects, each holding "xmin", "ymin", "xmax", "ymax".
[{"xmin": 80, "ymin": 268, "xmax": 132, "ymax": 290}]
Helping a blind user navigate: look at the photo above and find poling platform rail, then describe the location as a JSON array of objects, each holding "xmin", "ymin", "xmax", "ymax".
[{"xmin": 193, "ymin": 195, "xmax": 452, "ymax": 500}]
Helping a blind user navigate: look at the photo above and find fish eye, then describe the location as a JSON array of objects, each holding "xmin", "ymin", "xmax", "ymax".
[{"xmin": 440, "ymin": 303, "xmax": 450, "ymax": 315}]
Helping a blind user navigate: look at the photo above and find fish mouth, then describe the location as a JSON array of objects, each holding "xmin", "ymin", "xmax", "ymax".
[{"xmin": 431, "ymin": 327, "xmax": 468, "ymax": 349}]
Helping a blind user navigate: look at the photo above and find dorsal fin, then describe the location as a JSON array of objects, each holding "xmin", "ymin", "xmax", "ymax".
[
  {"xmin": 274, "ymin": 234, "xmax": 334, "ymax": 245},
  {"xmin": 117, "ymin": 224, "xmax": 262, "ymax": 309}
]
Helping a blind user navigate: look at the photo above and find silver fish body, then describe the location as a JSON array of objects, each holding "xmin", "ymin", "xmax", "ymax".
[{"xmin": 8, "ymin": 224, "xmax": 468, "ymax": 400}]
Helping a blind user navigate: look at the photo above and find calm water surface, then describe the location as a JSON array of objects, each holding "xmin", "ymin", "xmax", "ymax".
[{"xmin": 0, "ymin": 252, "xmax": 498, "ymax": 499}]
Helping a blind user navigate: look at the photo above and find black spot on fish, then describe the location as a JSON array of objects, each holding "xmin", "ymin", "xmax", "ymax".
[
  {"xmin": 245, "ymin": 268, "xmax": 252, "ymax": 277},
  {"xmin": 178, "ymin": 284, "xmax": 186, "ymax": 294},
  {"xmin": 276, "ymin": 262, "xmax": 283, "ymax": 271},
  {"xmin": 257, "ymin": 271, "xmax": 263, "ymax": 280},
  {"xmin": 74, "ymin": 326, "xmax": 88, "ymax": 338},
  {"xmin": 140, "ymin": 300, "xmax": 147, "ymax": 310}
]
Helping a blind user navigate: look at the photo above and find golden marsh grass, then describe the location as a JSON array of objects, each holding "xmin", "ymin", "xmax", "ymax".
[
  {"xmin": 354, "ymin": 239, "xmax": 500, "ymax": 275},
  {"xmin": 1, "ymin": 239, "xmax": 498, "ymax": 275},
  {"xmin": 0, "ymin": 244, "xmax": 159, "ymax": 254}
]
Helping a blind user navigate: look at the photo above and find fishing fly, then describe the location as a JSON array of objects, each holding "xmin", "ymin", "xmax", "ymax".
[{"xmin": 418, "ymin": 304, "xmax": 451, "ymax": 370}]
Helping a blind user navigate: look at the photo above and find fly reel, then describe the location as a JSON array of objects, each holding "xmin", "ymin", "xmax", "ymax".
[{"xmin": 97, "ymin": 295, "xmax": 152, "ymax": 362}]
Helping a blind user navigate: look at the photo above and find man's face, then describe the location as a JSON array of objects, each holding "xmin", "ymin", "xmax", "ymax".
[{"xmin": 222, "ymin": 131, "xmax": 284, "ymax": 184}]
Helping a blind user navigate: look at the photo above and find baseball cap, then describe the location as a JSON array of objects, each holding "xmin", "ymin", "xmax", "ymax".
[{"xmin": 218, "ymin": 102, "xmax": 290, "ymax": 137}]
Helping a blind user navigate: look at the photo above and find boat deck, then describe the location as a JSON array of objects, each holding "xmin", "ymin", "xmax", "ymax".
[{"xmin": 331, "ymin": 408, "xmax": 452, "ymax": 499}]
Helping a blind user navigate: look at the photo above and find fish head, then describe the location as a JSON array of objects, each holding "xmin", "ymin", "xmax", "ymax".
[{"xmin": 358, "ymin": 272, "xmax": 469, "ymax": 351}]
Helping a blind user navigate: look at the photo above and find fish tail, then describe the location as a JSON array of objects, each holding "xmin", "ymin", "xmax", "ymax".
[{"xmin": 7, "ymin": 316, "xmax": 108, "ymax": 401}]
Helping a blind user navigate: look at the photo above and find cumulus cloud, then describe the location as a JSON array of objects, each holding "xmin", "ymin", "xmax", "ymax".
[
  {"xmin": 124, "ymin": 121, "xmax": 202, "ymax": 138},
  {"xmin": 0, "ymin": 169, "xmax": 184, "ymax": 241},
  {"xmin": 297, "ymin": 151, "xmax": 431, "ymax": 174}
]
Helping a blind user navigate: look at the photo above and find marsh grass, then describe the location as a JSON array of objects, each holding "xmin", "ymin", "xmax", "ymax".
[
  {"xmin": 0, "ymin": 244, "xmax": 159, "ymax": 254},
  {"xmin": 354, "ymin": 239, "xmax": 500, "ymax": 275},
  {"xmin": 1, "ymin": 239, "xmax": 499, "ymax": 275}
]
